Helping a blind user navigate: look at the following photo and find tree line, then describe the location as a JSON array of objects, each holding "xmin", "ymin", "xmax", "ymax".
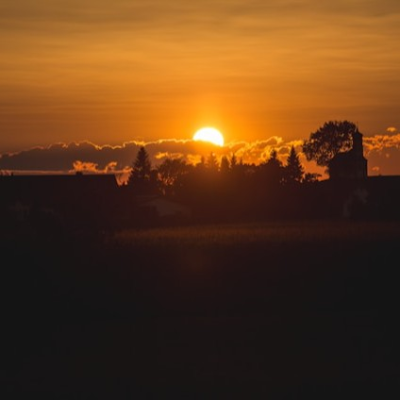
[
  {"xmin": 122, "ymin": 120, "xmax": 362, "ymax": 221},
  {"xmin": 126, "ymin": 120, "xmax": 361, "ymax": 196},
  {"xmin": 126, "ymin": 145, "xmax": 318, "ymax": 196}
]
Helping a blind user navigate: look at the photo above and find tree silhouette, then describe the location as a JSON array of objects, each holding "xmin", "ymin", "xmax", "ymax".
[
  {"xmin": 127, "ymin": 146, "xmax": 157, "ymax": 194},
  {"xmin": 230, "ymin": 153, "xmax": 238, "ymax": 169},
  {"xmin": 206, "ymin": 152, "xmax": 219, "ymax": 171},
  {"xmin": 157, "ymin": 158, "xmax": 189, "ymax": 196},
  {"xmin": 196, "ymin": 156, "xmax": 206, "ymax": 170},
  {"xmin": 266, "ymin": 149, "xmax": 281, "ymax": 166},
  {"xmin": 260, "ymin": 149, "xmax": 284, "ymax": 185},
  {"xmin": 302, "ymin": 120, "xmax": 359, "ymax": 168},
  {"xmin": 220, "ymin": 156, "xmax": 230, "ymax": 174},
  {"xmin": 284, "ymin": 146, "xmax": 304, "ymax": 184},
  {"xmin": 119, "ymin": 143, "xmax": 316, "ymax": 222}
]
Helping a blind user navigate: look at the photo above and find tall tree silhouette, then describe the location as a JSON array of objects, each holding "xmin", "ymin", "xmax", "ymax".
[
  {"xmin": 196, "ymin": 156, "xmax": 206, "ymax": 171},
  {"xmin": 260, "ymin": 149, "xmax": 284, "ymax": 185},
  {"xmin": 128, "ymin": 146, "xmax": 157, "ymax": 194},
  {"xmin": 284, "ymin": 146, "xmax": 304, "ymax": 184},
  {"xmin": 230, "ymin": 153, "xmax": 238, "ymax": 169},
  {"xmin": 220, "ymin": 156, "xmax": 230, "ymax": 174},
  {"xmin": 206, "ymin": 152, "xmax": 219, "ymax": 171}
]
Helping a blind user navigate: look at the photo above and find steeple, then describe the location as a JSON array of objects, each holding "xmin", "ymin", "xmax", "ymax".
[
  {"xmin": 329, "ymin": 129, "xmax": 368, "ymax": 180},
  {"xmin": 352, "ymin": 131, "xmax": 364, "ymax": 157}
]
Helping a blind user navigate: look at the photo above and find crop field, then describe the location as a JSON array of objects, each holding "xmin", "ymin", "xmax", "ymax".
[
  {"xmin": 2, "ymin": 220, "xmax": 400, "ymax": 398},
  {"xmin": 112, "ymin": 219, "xmax": 400, "ymax": 246}
]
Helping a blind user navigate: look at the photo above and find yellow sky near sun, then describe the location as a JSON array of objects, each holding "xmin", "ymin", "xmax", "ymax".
[{"xmin": 1, "ymin": 0, "xmax": 400, "ymax": 152}]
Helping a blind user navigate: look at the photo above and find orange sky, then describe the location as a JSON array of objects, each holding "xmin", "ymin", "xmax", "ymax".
[{"xmin": 1, "ymin": 1, "xmax": 400, "ymax": 174}]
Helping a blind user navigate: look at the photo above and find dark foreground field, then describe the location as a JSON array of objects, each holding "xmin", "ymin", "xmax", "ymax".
[{"xmin": 1, "ymin": 220, "xmax": 400, "ymax": 399}]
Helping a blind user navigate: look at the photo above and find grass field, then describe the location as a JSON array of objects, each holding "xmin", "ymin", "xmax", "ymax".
[{"xmin": 2, "ymin": 220, "xmax": 400, "ymax": 398}]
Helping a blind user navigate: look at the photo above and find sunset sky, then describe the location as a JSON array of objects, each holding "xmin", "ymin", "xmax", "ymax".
[{"xmin": 1, "ymin": 0, "xmax": 400, "ymax": 176}]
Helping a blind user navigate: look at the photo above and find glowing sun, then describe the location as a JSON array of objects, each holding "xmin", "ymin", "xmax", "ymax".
[{"xmin": 193, "ymin": 127, "xmax": 224, "ymax": 147}]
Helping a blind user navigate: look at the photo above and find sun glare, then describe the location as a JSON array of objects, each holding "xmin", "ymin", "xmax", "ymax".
[{"xmin": 193, "ymin": 127, "xmax": 224, "ymax": 147}]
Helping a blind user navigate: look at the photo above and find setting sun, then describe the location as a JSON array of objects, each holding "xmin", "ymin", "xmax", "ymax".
[{"xmin": 193, "ymin": 127, "xmax": 224, "ymax": 147}]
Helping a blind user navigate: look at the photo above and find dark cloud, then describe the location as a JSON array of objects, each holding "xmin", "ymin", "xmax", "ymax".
[
  {"xmin": 3, "ymin": 133, "xmax": 400, "ymax": 178},
  {"xmin": 0, "ymin": 141, "xmax": 137, "ymax": 172},
  {"xmin": 0, "ymin": 138, "xmax": 307, "ymax": 173}
]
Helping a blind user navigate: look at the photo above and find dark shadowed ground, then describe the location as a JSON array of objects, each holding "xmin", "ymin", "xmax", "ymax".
[{"xmin": 1, "ymin": 221, "xmax": 400, "ymax": 399}]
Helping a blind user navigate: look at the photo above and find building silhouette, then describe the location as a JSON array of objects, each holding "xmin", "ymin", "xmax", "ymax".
[{"xmin": 328, "ymin": 130, "xmax": 368, "ymax": 180}]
